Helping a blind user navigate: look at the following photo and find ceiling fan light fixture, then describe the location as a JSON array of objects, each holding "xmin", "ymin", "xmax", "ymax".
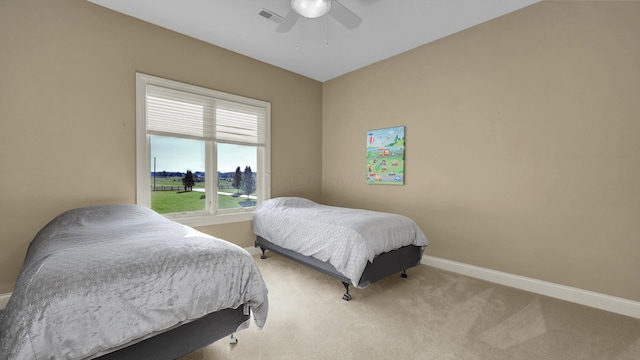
[{"xmin": 291, "ymin": 0, "xmax": 332, "ymax": 19}]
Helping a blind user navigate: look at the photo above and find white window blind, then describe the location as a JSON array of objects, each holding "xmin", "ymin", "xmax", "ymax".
[
  {"xmin": 146, "ymin": 84, "xmax": 266, "ymax": 145},
  {"xmin": 216, "ymin": 101, "xmax": 266, "ymax": 146}
]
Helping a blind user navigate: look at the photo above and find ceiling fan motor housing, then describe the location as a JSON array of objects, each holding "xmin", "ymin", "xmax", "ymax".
[{"xmin": 292, "ymin": 0, "xmax": 332, "ymax": 19}]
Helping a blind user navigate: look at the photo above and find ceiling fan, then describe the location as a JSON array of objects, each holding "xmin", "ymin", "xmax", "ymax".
[{"xmin": 275, "ymin": 0, "xmax": 362, "ymax": 33}]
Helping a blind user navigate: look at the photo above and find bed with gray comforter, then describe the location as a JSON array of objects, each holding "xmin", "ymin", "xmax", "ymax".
[{"xmin": 0, "ymin": 205, "xmax": 268, "ymax": 360}]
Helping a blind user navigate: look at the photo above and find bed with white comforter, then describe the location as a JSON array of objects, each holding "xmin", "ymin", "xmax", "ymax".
[
  {"xmin": 253, "ymin": 197, "xmax": 427, "ymax": 293},
  {"xmin": 0, "ymin": 205, "xmax": 268, "ymax": 360}
]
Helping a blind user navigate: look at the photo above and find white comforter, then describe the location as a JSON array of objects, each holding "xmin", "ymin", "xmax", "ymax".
[
  {"xmin": 253, "ymin": 197, "xmax": 428, "ymax": 287},
  {"xmin": 0, "ymin": 205, "xmax": 268, "ymax": 360}
]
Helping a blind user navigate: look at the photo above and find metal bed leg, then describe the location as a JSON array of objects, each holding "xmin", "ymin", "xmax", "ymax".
[
  {"xmin": 401, "ymin": 270, "xmax": 408, "ymax": 278},
  {"xmin": 229, "ymin": 333, "xmax": 238, "ymax": 345},
  {"xmin": 259, "ymin": 247, "xmax": 267, "ymax": 259},
  {"xmin": 342, "ymin": 282, "xmax": 352, "ymax": 301}
]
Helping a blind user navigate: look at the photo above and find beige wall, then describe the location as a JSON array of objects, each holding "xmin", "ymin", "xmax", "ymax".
[
  {"xmin": 0, "ymin": 0, "xmax": 323, "ymax": 293},
  {"xmin": 1, "ymin": 0, "xmax": 638, "ymax": 304},
  {"xmin": 322, "ymin": 1, "xmax": 640, "ymax": 301}
]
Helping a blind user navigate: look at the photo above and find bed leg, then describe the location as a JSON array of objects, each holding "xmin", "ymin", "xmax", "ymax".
[
  {"xmin": 259, "ymin": 247, "xmax": 267, "ymax": 259},
  {"xmin": 401, "ymin": 270, "xmax": 408, "ymax": 278},
  {"xmin": 342, "ymin": 281, "xmax": 352, "ymax": 301},
  {"xmin": 229, "ymin": 333, "xmax": 238, "ymax": 345}
]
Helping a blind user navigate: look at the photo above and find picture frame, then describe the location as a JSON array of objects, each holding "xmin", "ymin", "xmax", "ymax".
[{"xmin": 366, "ymin": 126, "xmax": 405, "ymax": 185}]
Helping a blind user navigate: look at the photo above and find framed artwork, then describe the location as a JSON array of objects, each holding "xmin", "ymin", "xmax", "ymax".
[{"xmin": 366, "ymin": 126, "xmax": 405, "ymax": 185}]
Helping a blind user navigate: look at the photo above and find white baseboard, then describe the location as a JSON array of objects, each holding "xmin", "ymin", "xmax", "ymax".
[
  {"xmin": 0, "ymin": 292, "xmax": 11, "ymax": 310},
  {"xmin": 422, "ymin": 255, "xmax": 640, "ymax": 319},
  {"xmin": 247, "ymin": 245, "xmax": 640, "ymax": 318}
]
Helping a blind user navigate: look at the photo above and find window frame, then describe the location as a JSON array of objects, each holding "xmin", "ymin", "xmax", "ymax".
[{"xmin": 136, "ymin": 73, "xmax": 271, "ymax": 227}]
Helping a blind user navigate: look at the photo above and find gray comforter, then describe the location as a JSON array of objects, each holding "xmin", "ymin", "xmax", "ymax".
[{"xmin": 0, "ymin": 205, "xmax": 268, "ymax": 360}]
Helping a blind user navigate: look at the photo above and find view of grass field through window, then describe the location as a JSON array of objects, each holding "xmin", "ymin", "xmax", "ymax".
[
  {"xmin": 150, "ymin": 175, "xmax": 256, "ymax": 214},
  {"xmin": 150, "ymin": 136, "xmax": 257, "ymax": 214}
]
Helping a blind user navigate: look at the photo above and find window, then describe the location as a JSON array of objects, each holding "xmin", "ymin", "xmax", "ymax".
[{"xmin": 136, "ymin": 73, "xmax": 270, "ymax": 226}]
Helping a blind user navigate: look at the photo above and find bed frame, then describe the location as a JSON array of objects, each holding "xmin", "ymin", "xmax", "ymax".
[
  {"xmin": 96, "ymin": 306, "xmax": 249, "ymax": 359},
  {"xmin": 255, "ymin": 236, "xmax": 423, "ymax": 301}
]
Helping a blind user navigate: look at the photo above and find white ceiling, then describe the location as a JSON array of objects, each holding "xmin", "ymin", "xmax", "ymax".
[{"xmin": 88, "ymin": 0, "xmax": 540, "ymax": 82}]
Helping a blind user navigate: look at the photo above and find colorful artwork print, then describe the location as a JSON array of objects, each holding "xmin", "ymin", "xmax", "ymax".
[{"xmin": 366, "ymin": 126, "xmax": 405, "ymax": 185}]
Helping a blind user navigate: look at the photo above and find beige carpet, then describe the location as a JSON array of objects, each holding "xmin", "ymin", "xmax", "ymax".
[{"xmin": 182, "ymin": 253, "xmax": 640, "ymax": 360}]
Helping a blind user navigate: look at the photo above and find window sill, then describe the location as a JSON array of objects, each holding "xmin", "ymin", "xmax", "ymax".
[{"xmin": 164, "ymin": 211, "xmax": 254, "ymax": 227}]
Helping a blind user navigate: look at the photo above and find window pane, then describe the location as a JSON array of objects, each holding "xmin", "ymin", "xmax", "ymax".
[
  {"xmin": 217, "ymin": 143, "xmax": 257, "ymax": 210},
  {"xmin": 150, "ymin": 135, "xmax": 205, "ymax": 214}
]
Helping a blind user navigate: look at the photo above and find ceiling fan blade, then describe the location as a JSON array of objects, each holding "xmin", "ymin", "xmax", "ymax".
[
  {"xmin": 276, "ymin": 10, "xmax": 300, "ymax": 33},
  {"xmin": 329, "ymin": 0, "xmax": 362, "ymax": 30}
]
